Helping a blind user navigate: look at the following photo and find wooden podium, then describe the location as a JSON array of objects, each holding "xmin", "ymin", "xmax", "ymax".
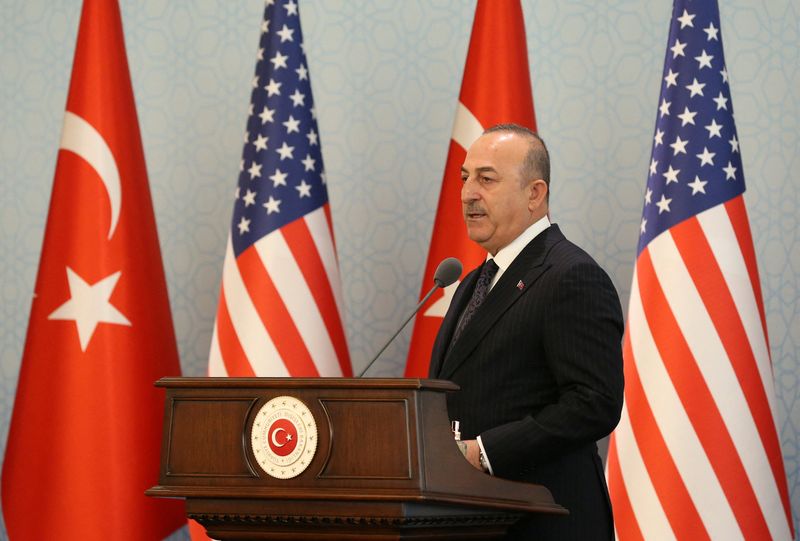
[{"xmin": 146, "ymin": 378, "xmax": 565, "ymax": 540}]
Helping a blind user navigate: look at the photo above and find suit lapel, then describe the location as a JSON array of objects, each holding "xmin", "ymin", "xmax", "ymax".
[
  {"xmin": 429, "ymin": 267, "xmax": 480, "ymax": 377},
  {"xmin": 438, "ymin": 225, "xmax": 566, "ymax": 380}
]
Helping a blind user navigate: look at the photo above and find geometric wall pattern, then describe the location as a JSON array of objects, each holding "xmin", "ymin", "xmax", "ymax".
[{"xmin": 1, "ymin": 1, "xmax": 797, "ymax": 537}]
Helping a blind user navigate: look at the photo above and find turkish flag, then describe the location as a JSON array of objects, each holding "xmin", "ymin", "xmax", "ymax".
[
  {"xmin": 1, "ymin": 0, "xmax": 185, "ymax": 538},
  {"xmin": 404, "ymin": 0, "xmax": 537, "ymax": 376}
]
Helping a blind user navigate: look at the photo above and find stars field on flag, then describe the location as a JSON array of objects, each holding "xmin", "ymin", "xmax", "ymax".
[
  {"xmin": 232, "ymin": 0, "xmax": 327, "ymax": 258},
  {"xmin": 640, "ymin": 6, "xmax": 743, "ymax": 254}
]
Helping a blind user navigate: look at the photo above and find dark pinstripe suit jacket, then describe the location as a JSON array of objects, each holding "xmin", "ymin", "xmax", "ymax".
[{"xmin": 429, "ymin": 224, "xmax": 624, "ymax": 540}]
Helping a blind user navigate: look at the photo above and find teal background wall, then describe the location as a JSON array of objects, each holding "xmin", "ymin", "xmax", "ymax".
[{"xmin": 1, "ymin": 1, "xmax": 797, "ymax": 538}]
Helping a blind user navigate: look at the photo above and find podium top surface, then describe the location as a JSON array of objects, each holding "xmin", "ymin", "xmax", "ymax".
[{"xmin": 155, "ymin": 377, "xmax": 460, "ymax": 392}]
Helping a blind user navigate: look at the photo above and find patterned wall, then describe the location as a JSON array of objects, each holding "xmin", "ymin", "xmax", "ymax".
[{"xmin": 1, "ymin": 1, "xmax": 797, "ymax": 538}]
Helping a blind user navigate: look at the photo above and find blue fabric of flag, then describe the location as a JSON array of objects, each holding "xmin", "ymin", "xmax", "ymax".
[
  {"xmin": 231, "ymin": 0, "xmax": 328, "ymax": 257},
  {"xmin": 639, "ymin": 1, "xmax": 745, "ymax": 255}
]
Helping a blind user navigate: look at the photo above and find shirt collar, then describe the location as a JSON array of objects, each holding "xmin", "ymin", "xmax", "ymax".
[{"xmin": 488, "ymin": 215, "xmax": 551, "ymax": 273}]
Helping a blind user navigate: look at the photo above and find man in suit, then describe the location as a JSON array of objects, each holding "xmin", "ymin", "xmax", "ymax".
[{"xmin": 429, "ymin": 124, "xmax": 624, "ymax": 540}]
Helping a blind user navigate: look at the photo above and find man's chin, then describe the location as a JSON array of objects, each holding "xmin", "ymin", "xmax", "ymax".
[{"xmin": 465, "ymin": 228, "xmax": 491, "ymax": 248}]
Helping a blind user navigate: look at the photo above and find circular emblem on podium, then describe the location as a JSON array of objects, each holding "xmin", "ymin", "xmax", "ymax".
[{"xmin": 250, "ymin": 396, "xmax": 317, "ymax": 479}]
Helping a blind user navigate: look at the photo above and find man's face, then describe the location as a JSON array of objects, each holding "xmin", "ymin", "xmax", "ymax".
[{"xmin": 461, "ymin": 132, "xmax": 536, "ymax": 255}]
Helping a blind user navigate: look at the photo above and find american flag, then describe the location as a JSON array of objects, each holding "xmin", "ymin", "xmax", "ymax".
[
  {"xmin": 605, "ymin": 1, "xmax": 793, "ymax": 540},
  {"xmin": 207, "ymin": 0, "xmax": 351, "ymax": 379}
]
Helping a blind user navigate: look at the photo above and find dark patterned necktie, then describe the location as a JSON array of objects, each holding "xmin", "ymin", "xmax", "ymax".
[{"xmin": 449, "ymin": 259, "xmax": 499, "ymax": 348}]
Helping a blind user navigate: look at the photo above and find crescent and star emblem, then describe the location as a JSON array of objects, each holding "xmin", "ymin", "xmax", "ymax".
[
  {"xmin": 47, "ymin": 111, "xmax": 131, "ymax": 352},
  {"xmin": 270, "ymin": 427, "xmax": 293, "ymax": 447},
  {"xmin": 251, "ymin": 396, "xmax": 317, "ymax": 479}
]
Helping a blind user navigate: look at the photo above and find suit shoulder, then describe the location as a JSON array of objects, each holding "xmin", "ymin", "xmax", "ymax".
[
  {"xmin": 547, "ymin": 234, "xmax": 603, "ymax": 269},
  {"xmin": 545, "ymin": 233, "xmax": 619, "ymax": 291}
]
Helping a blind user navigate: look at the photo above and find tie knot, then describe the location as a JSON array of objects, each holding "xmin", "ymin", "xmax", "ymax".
[{"xmin": 480, "ymin": 259, "xmax": 499, "ymax": 283}]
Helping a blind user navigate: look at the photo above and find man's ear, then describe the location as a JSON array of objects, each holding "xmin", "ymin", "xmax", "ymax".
[{"xmin": 528, "ymin": 179, "xmax": 548, "ymax": 211}]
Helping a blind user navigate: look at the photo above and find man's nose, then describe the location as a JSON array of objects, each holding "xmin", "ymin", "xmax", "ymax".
[{"xmin": 461, "ymin": 177, "xmax": 478, "ymax": 202}]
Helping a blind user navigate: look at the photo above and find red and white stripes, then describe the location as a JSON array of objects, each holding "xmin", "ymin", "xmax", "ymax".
[
  {"xmin": 209, "ymin": 205, "xmax": 350, "ymax": 378},
  {"xmin": 607, "ymin": 196, "xmax": 792, "ymax": 540}
]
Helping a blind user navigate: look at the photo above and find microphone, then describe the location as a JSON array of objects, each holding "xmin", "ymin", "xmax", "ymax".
[{"xmin": 358, "ymin": 257, "xmax": 462, "ymax": 377}]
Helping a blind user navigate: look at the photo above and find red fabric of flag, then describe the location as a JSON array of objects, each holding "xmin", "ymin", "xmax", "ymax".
[
  {"xmin": 404, "ymin": 0, "xmax": 537, "ymax": 376},
  {"xmin": 1, "ymin": 0, "xmax": 185, "ymax": 538}
]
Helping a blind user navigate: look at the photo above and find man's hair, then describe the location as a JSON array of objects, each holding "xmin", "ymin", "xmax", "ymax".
[{"xmin": 484, "ymin": 123, "xmax": 550, "ymax": 189}]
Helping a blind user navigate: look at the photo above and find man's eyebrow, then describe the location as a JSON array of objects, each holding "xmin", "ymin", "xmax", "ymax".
[{"xmin": 461, "ymin": 165, "xmax": 498, "ymax": 174}]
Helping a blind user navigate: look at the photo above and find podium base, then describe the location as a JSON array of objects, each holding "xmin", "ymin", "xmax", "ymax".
[{"xmin": 190, "ymin": 499, "xmax": 521, "ymax": 540}]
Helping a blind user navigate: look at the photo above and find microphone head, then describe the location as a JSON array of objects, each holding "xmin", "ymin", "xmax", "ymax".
[{"xmin": 433, "ymin": 257, "xmax": 463, "ymax": 288}]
